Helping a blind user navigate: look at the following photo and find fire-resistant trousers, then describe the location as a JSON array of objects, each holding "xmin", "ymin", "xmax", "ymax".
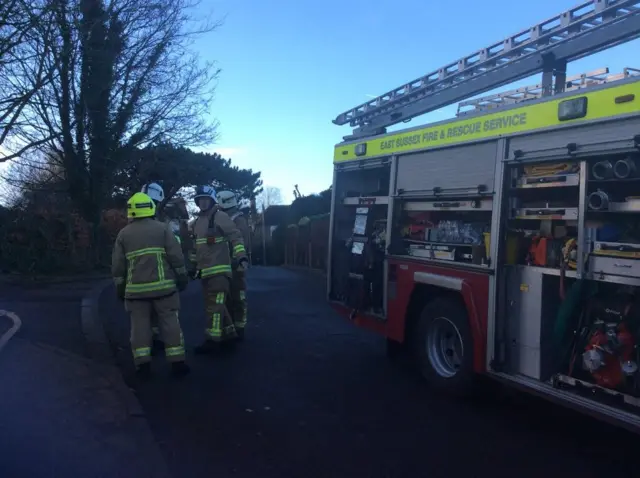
[
  {"xmin": 201, "ymin": 275, "xmax": 237, "ymax": 342},
  {"xmin": 125, "ymin": 292, "xmax": 185, "ymax": 367},
  {"xmin": 230, "ymin": 270, "xmax": 247, "ymax": 332},
  {"xmin": 151, "ymin": 311, "xmax": 160, "ymax": 338}
]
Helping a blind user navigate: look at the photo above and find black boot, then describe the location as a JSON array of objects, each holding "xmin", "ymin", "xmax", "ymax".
[
  {"xmin": 171, "ymin": 361, "xmax": 191, "ymax": 377},
  {"xmin": 136, "ymin": 362, "xmax": 152, "ymax": 380},
  {"xmin": 194, "ymin": 340, "xmax": 219, "ymax": 355}
]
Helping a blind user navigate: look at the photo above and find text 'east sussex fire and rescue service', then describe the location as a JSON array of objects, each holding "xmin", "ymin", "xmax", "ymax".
[{"xmin": 380, "ymin": 112, "xmax": 527, "ymax": 150}]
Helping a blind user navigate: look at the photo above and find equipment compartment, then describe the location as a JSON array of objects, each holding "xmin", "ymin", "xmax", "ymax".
[
  {"xmin": 584, "ymin": 152, "xmax": 640, "ymax": 286},
  {"xmin": 497, "ymin": 154, "xmax": 640, "ymax": 415},
  {"xmin": 551, "ymin": 280, "xmax": 640, "ymax": 412},
  {"xmin": 391, "ymin": 199, "xmax": 492, "ymax": 267},
  {"xmin": 395, "ymin": 141, "xmax": 499, "ymax": 196},
  {"xmin": 504, "ymin": 161, "xmax": 581, "ymax": 271},
  {"xmin": 586, "ymin": 153, "xmax": 640, "ymax": 215},
  {"xmin": 502, "ymin": 266, "xmax": 571, "ymax": 381},
  {"xmin": 329, "ymin": 161, "xmax": 391, "ymax": 317},
  {"xmin": 499, "ymin": 266, "xmax": 640, "ymax": 413},
  {"xmin": 506, "ymin": 115, "xmax": 640, "ymax": 162}
]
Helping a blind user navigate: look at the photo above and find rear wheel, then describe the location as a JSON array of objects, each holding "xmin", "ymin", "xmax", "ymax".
[{"xmin": 414, "ymin": 297, "xmax": 476, "ymax": 396}]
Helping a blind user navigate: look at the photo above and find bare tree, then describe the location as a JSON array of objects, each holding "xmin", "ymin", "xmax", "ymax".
[
  {"xmin": 256, "ymin": 185, "xmax": 283, "ymax": 211},
  {"xmin": 0, "ymin": 0, "xmax": 221, "ymax": 224},
  {"xmin": 0, "ymin": 1, "xmax": 55, "ymax": 148},
  {"xmin": 0, "ymin": 146, "xmax": 71, "ymax": 212}
]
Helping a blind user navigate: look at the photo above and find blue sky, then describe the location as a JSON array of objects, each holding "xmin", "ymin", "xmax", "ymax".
[{"xmin": 196, "ymin": 0, "xmax": 637, "ymax": 203}]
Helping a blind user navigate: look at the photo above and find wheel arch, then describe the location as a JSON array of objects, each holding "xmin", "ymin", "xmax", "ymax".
[
  {"xmin": 404, "ymin": 284, "xmax": 463, "ymax": 346},
  {"xmin": 403, "ymin": 271, "xmax": 485, "ymax": 373}
]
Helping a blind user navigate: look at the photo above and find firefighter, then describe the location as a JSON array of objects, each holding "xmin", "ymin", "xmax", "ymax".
[
  {"xmin": 141, "ymin": 182, "xmax": 183, "ymax": 244},
  {"xmin": 216, "ymin": 190, "xmax": 251, "ymax": 340},
  {"xmin": 140, "ymin": 182, "xmax": 173, "ymax": 349},
  {"xmin": 192, "ymin": 185, "xmax": 248, "ymax": 353},
  {"xmin": 162, "ymin": 198, "xmax": 193, "ymax": 275},
  {"xmin": 112, "ymin": 192, "xmax": 190, "ymax": 378}
]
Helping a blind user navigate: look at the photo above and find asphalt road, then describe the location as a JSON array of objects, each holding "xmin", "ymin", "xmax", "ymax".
[
  {"xmin": 102, "ymin": 267, "xmax": 639, "ymax": 478},
  {"xmin": 0, "ymin": 280, "xmax": 96, "ymax": 356},
  {"xmin": 0, "ymin": 278, "xmax": 171, "ymax": 478}
]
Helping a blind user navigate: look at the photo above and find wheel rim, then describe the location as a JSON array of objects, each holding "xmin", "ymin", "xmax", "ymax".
[{"xmin": 426, "ymin": 316, "xmax": 464, "ymax": 378}]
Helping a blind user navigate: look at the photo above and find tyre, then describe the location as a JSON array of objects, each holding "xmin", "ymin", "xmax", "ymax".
[{"xmin": 413, "ymin": 297, "xmax": 476, "ymax": 396}]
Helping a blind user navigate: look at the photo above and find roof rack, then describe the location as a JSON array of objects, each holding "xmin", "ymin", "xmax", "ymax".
[
  {"xmin": 456, "ymin": 66, "xmax": 640, "ymax": 116},
  {"xmin": 333, "ymin": 0, "xmax": 640, "ymax": 140}
]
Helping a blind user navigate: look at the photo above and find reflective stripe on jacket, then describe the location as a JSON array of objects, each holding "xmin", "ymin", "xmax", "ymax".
[
  {"xmin": 111, "ymin": 218, "xmax": 187, "ymax": 299},
  {"xmin": 229, "ymin": 209, "xmax": 251, "ymax": 256},
  {"xmin": 193, "ymin": 208, "xmax": 247, "ymax": 278}
]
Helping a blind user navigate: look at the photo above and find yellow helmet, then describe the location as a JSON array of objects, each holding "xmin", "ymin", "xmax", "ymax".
[{"xmin": 127, "ymin": 192, "xmax": 156, "ymax": 219}]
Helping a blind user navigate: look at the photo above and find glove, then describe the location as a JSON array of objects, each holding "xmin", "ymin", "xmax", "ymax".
[
  {"xmin": 116, "ymin": 283, "xmax": 126, "ymax": 301},
  {"xmin": 176, "ymin": 274, "xmax": 189, "ymax": 291},
  {"xmin": 236, "ymin": 258, "xmax": 249, "ymax": 272}
]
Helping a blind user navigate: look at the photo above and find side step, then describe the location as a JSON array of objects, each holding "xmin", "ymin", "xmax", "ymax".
[{"xmin": 489, "ymin": 371, "xmax": 640, "ymax": 434}]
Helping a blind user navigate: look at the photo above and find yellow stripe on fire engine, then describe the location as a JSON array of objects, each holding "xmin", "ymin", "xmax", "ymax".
[{"xmin": 333, "ymin": 79, "xmax": 640, "ymax": 162}]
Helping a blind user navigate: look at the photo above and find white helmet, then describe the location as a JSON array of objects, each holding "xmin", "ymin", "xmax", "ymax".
[
  {"xmin": 141, "ymin": 182, "xmax": 165, "ymax": 203},
  {"xmin": 216, "ymin": 190, "xmax": 238, "ymax": 210}
]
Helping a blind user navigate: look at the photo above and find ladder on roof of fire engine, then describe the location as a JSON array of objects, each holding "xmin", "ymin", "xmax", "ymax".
[
  {"xmin": 456, "ymin": 66, "xmax": 640, "ymax": 116},
  {"xmin": 333, "ymin": 0, "xmax": 640, "ymax": 140}
]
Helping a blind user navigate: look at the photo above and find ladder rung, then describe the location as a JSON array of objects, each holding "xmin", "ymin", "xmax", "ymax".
[
  {"xmin": 456, "ymin": 67, "xmax": 640, "ymax": 115},
  {"xmin": 457, "ymin": 67, "xmax": 609, "ymax": 107},
  {"xmin": 334, "ymin": 0, "xmax": 640, "ymax": 138}
]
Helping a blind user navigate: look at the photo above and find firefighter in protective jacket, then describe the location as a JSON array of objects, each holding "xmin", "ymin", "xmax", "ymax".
[
  {"xmin": 112, "ymin": 192, "xmax": 190, "ymax": 378},
  {"xmin": 140, "ymin": 182, "xmax": 168, "ymax": 347},
  {"xmin": 141, "ymin": 182, "xmax": 184, "ymax": 244},
  {"xmin": 192, "ymin": 185, "xmax": 248, "ymax": 353},
  {"xmin": 217, "ymin": 190, "xmax": 251, "ymax": 339}
]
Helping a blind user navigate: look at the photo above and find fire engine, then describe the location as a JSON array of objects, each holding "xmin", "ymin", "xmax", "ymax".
[{"xmin": 327, "ymin": 0, "xmax": 640, "ymax": 431}]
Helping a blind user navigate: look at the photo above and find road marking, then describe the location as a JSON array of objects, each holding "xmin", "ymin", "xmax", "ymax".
[{"xmin": 0, "ymin": 309, "xmax": 22, "ymax": 353}]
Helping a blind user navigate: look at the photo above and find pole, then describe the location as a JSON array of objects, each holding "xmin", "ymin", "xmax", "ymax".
[{"xmin": 261, "ymin": 204, "xmax": 267, "ymax": 266}]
